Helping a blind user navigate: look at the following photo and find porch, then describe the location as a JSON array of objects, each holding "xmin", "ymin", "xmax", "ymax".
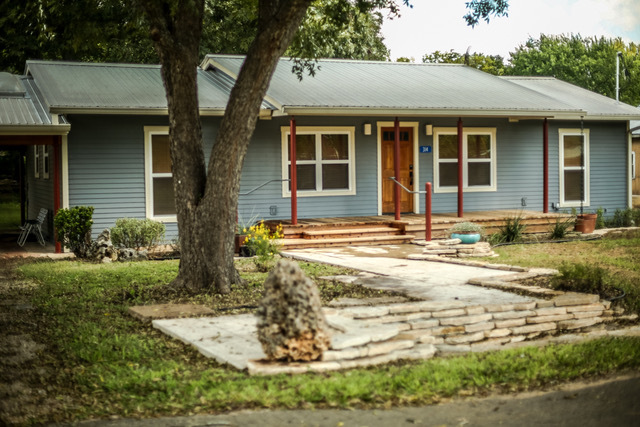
[{"xmin": 264, "ymin": 209, "xmax": 572, "ymax": 250}]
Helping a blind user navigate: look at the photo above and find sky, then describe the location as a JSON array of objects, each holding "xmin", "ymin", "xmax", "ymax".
[{"xmin": 380, "ymin": 0, "xmax": 640, "ymax": 62}]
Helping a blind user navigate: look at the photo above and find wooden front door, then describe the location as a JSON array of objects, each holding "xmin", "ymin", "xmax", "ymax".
[{"xmin": 381, "ymin": 127, "xmax": 414, "ymax": 213}]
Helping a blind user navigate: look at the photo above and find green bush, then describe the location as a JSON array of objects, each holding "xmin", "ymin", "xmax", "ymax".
[
  {"xmin": 549, "ymin": 216, "xmax": 574, "ymax": 239},
  {"xmin": 550, "ymin": 263, "xmax": 616, "ymax": 298},
  {"xmin": 110, "ymin": 218, "xmax": 166, "ymax": 251},
  {"xmin": 54, "ymin": 206, "xmax": 94, "ymax": 257},
  {"xmin": 595, "ymin": 207, "xmax": 606, "ymax": 230},
  {"xmin": 606, "ymin": 208, "xmax": 634, "ymax": 228},
  {"xmin": 496, "ymin": 213, "xmax": 526, "ymax": 243}
]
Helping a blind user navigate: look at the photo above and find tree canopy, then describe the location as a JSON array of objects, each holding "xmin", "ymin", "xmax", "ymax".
[
  {"xmin": 421, "ymin": 34, "xmax": 640, "ymax": 106},
  {"xmin": 422, "ymin": 49, "xmax": 506, "ymax": 75},
  {"xmin": 508, "ymin": 34, "xmax": 640, "ymax": 106},
  {"xmin": 0, "ymin": 0, "xmax": 390, "ymax": 74}
]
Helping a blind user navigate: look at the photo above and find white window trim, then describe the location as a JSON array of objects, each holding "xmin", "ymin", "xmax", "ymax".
[
  {"xmin": 559, "ymin": 128, "xmax": 590, "ymax": 208},
  {"xmin": 42, "ymin": 145, "xmax": 50, "ymax": 179},
  {"xmin": 34, "ymin": 145, "xmax": 40, "ymax": 179},
  {"xmin": 280, "ymin": 126, "xmax": 356, "ymax": 197},
  {"xmin": 433, "ymin": 127, "xmax": 497, "ymax": 193},
  {"xmin": 375, "ymin": 121, "xmax": 420, "ymax": 215},
  {"xmin": 144, "ymin": 126, "xmax": 177, "ymax": 222}
]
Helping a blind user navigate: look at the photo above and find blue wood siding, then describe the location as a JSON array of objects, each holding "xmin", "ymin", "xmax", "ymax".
[{"xmin": 65, "ymin": 114, "xmax": 629, "ymax": 238}]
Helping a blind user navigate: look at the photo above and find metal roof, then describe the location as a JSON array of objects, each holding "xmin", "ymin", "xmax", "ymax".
[
  {"xmin": 502, "ymin": 76, "xmax": 640, "ymax": 120},
  {"xmin": 203, "ymin": 55, "xmax": 586, "ymax": 118},
  {"xmin": 26, "ymin": 60, "xmax": 236, "ymax": 114},
  {"xmin": 0, "ymin": 74, "xmax": 54, "ymax": 127}
]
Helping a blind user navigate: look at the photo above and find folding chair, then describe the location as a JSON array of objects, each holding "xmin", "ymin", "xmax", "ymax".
[{"xmin": 17, "ymin": 208, "xmax": 48, "ymax": 247}]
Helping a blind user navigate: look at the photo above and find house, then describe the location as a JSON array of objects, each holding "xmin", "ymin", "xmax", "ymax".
[
  {"xmin": 2, "ymin": 56, "xmax": 639, "ymax": 251},
  {"xmin": 631, "ymin": 120, "xmax": 640, "ymax": 207}
]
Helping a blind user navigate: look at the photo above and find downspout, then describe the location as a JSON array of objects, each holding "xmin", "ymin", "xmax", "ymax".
[
  {"xmin": 543, "ymin": 118, "xmax": 549, "ymax": 213},
  {"xmin": 394, "ymin": 117, "xmax": 401, "ymax": 220},
  {"xmin": 290, "ymin": 117, "xmax": 298, "ymax": 225},
  {"xmin": 457, "ymin": 117, "xmax": 464, "ymax": 217}
]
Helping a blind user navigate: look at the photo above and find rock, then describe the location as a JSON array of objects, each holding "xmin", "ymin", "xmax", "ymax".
[
  {"xmin": 117, "ymin": 248, "xmax": 149, "ymax": 261},
  {"xmin": 256, "ymin": 259, "xmax": 331, "ymax": 362},
  {"xmin": 89, "ymin": 229, "xmax": 117, "ymax": 262}
]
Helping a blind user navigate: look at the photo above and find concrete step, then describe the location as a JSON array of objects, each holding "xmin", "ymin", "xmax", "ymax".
[{"xmin": 302, "ymin": 226, "xmax": 401, "ymax": 240}]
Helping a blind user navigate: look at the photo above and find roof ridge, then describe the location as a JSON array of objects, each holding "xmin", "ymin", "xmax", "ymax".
[{"xmin": 26, "ymin": 60, "xmax": 161, "ymax": 69}]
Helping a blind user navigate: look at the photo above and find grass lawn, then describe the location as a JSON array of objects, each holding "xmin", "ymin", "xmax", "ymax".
[
  {"xmin": 0, "ymin": 191, "xmax": 20, "ymax": 230},
  {"xmin": 482, "ymin": 229, "xmax": 640, "ymax": 314},
  {"xmin": 2, "ymin": 238, "xmax": 640, "ymax": 424}
]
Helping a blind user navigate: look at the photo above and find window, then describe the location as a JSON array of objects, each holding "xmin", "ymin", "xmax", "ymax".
[
  {"xmin": 144, "ymin": 127, "xmax": 176, "ymax": 221},
  {"xmin": 34, "ymin": 145, "xmax": 40, "ymax": 178},
  {"xmin": 42, "ymin": 145, "xmax": 50, "ymax": 179},
  {"xmin": 281, "ymin": 126, "xmax": 356, "ymax": 197},
  {"xmin": 433, "ymin": 128, "xmax": 497, "ymax": 192},
  {"xmin": 559, "ymin": 129, "xmax": 590, "ymax": 207}
]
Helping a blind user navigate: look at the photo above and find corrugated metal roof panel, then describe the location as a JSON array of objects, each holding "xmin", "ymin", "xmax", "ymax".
[
  {"xmin": 0, "ymin": 76, "xmax": 51, "ymax": 126},
  {"xmin": 206, "ymin": 55, "xmax": 581, "ymax": 115},
  {"xmin": 502, "ymin": 76, "xmax": 640, "ymax": 119},
  {"xmin": 26, "ymin": 61, "xmax": 231, "ymax": 111}
]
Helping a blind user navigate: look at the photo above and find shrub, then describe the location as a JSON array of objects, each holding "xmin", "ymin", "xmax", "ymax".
[
  {"xmin": 550, "ymin": 262, "xmax": 616, "ymax": 298},
  {"xmin": 110, "ymin": 218, "xmax": 166, "ymax": 251},
  {"xmin": 244, "ymin": 222, "xmax": 283, "ymax": 271},
  {"xmin": 606, "ymin": 208, "xmax": 634, "ymax": 228},
  {"xmin": 549, "ymin": 216, "xmax": 574, "ymax": 239},
  {"xmin": 54, "ymin": 206, "xmax": 94, "ymax": 257},
  {"xmin": 595, "ymin": 207, "xmax": 606, "ymax": 230},
  {"xmin": 448, "ymin": 221, "xmax": 484, "ymax": 236},
  {"xmin": 496, "ymin": 213, "xmax": 526, "ymax": 243}
]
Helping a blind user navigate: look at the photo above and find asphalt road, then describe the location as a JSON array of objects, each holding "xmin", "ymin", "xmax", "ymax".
[{"xmin": 72, "ymin": 373, "xmax": 640, "ymax": 427}]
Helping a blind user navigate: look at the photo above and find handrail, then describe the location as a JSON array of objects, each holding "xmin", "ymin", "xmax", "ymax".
[
  {"xmin": 389, "ymin": 177, "xmax": 432, "ymax": 241},
  {"xmin": 388, "ymin": 177, "xmax": 425, "ymax": 194},
  {"xmin": 239, "ymin": 179, "xmax": 290, "ymax": 196}
]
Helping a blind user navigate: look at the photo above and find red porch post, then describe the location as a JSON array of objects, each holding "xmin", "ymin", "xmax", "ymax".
[
  {"xmin": 394, "ymin": 117, "xmax": 401, "ymax": 220},
  {"xmin": 425, "ymin": 182, "xmax": 432, "ymax": 241},
  {"xmin": 53, "ymin": 136, "xmax": 62, "ymax": 253},
  {"xmin": 543, "ymin": 118, "xmax": 549, "ymax": 213},
  {"xmin": 289, "ymin": 117, "xmax": 298, "ymax": 225},
  {"xmin": 457, "ymin": 117, "xmax": 464, "ymax": 218}
]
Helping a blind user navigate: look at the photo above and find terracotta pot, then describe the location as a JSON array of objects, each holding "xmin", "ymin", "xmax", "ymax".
[
  {"xmin": 575, "ymin": 214, "xmax": 596, "ymax": 234},
  {"xmin": 234, "ymin": 234, "xmax": 247, "ymax": 254}
]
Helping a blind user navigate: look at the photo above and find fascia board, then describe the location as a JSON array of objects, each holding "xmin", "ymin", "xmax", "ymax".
[
  {"xmin": 279, "ymin": 107, "xmax": 586, "ymax": 119},
  {"xmin": 0, "ymin": 124, "xmax": 71, "ymax": 135}
]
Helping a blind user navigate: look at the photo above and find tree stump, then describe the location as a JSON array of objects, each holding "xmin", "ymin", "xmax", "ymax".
[{"xmin": 256, "ymin": 259, "xmax": 331, "ymax": 362}]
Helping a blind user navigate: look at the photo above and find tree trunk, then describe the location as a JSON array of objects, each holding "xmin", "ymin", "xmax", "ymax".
[{"xmin": 140, "ymin": 0, "xmax": 312, "ymax": 293}]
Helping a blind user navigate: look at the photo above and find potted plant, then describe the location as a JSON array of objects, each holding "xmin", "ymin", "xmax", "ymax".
[
  {"xmin": 236, "ymin": 211, "xmax": 259, "ymax": 254},
  {"xmin": 575, "ymin": 212, "xmax": 597, "ymax": 234},
  {"xmin": 448, "ymin": 221, "xmax": 484, "ymax": 244}
]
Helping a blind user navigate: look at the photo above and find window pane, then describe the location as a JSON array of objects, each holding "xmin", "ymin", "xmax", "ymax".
[
  {"xmin": 321, "ymin": 134, "xmax": 349, "ymax": 160},
  {"xmin": 322, "ymin": 164, "xmax": 349, "ymax": 189},
  {"xmin": 467, "ymin": 135, "xmax": 491, "ymax": 159},
  {"xmin": 296, "ymin": 134, "xmax": 316, "ymax": 161},
  {"xmin": 289, "ymin": 164, "xmax": 316, "ymax": 191},
  {"xmin": 564, "ymin": 135, "xmax": 583, "ymax": 167},
  {"xmin": 439, "ymin": 135, "xmax": 458, "ymax": 159},
  {"xmin": 564, "ymin": 170, "xmax": 584, "ymax": 201},
  {"xmin": 153, "ymin": 177, "xmax": 176, "ymax": 215},
  {"xmin": 468, "ymin": 162, "xmax": 491, "ymax": 186},
  {"xmin": 152, "ymin": 135, "xmax": 172, "ymax": 173},
  {"xmin": 439, "ymin": 162, "xmax": 458, "ymax": 186}
]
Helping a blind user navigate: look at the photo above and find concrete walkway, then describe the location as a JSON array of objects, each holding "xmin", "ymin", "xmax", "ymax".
[
  {"xmin": 152, "ymin": 245, "xmax": 554, "ymax": 374},
  {"xmin": 282, "ymin": 246, "xmax": 534, "ymax": 305}
]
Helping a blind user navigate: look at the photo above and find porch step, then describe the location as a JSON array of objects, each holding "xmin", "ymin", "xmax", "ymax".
[
  {"xmin": 404, "ymin": 213, "xmax": 574, "ymax": 240},
  {"xmin": 302, "ymin": 226, "xmax": 402, "ymax": 240},
  {"xmin": 280, "ymin": 234, "xmax": 416, "ymax": 250}
]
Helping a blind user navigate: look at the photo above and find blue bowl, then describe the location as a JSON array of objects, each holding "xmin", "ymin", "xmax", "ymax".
[{"xmin": 451, "ymin": 233, "xmax": 481, "ymax": 244}]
